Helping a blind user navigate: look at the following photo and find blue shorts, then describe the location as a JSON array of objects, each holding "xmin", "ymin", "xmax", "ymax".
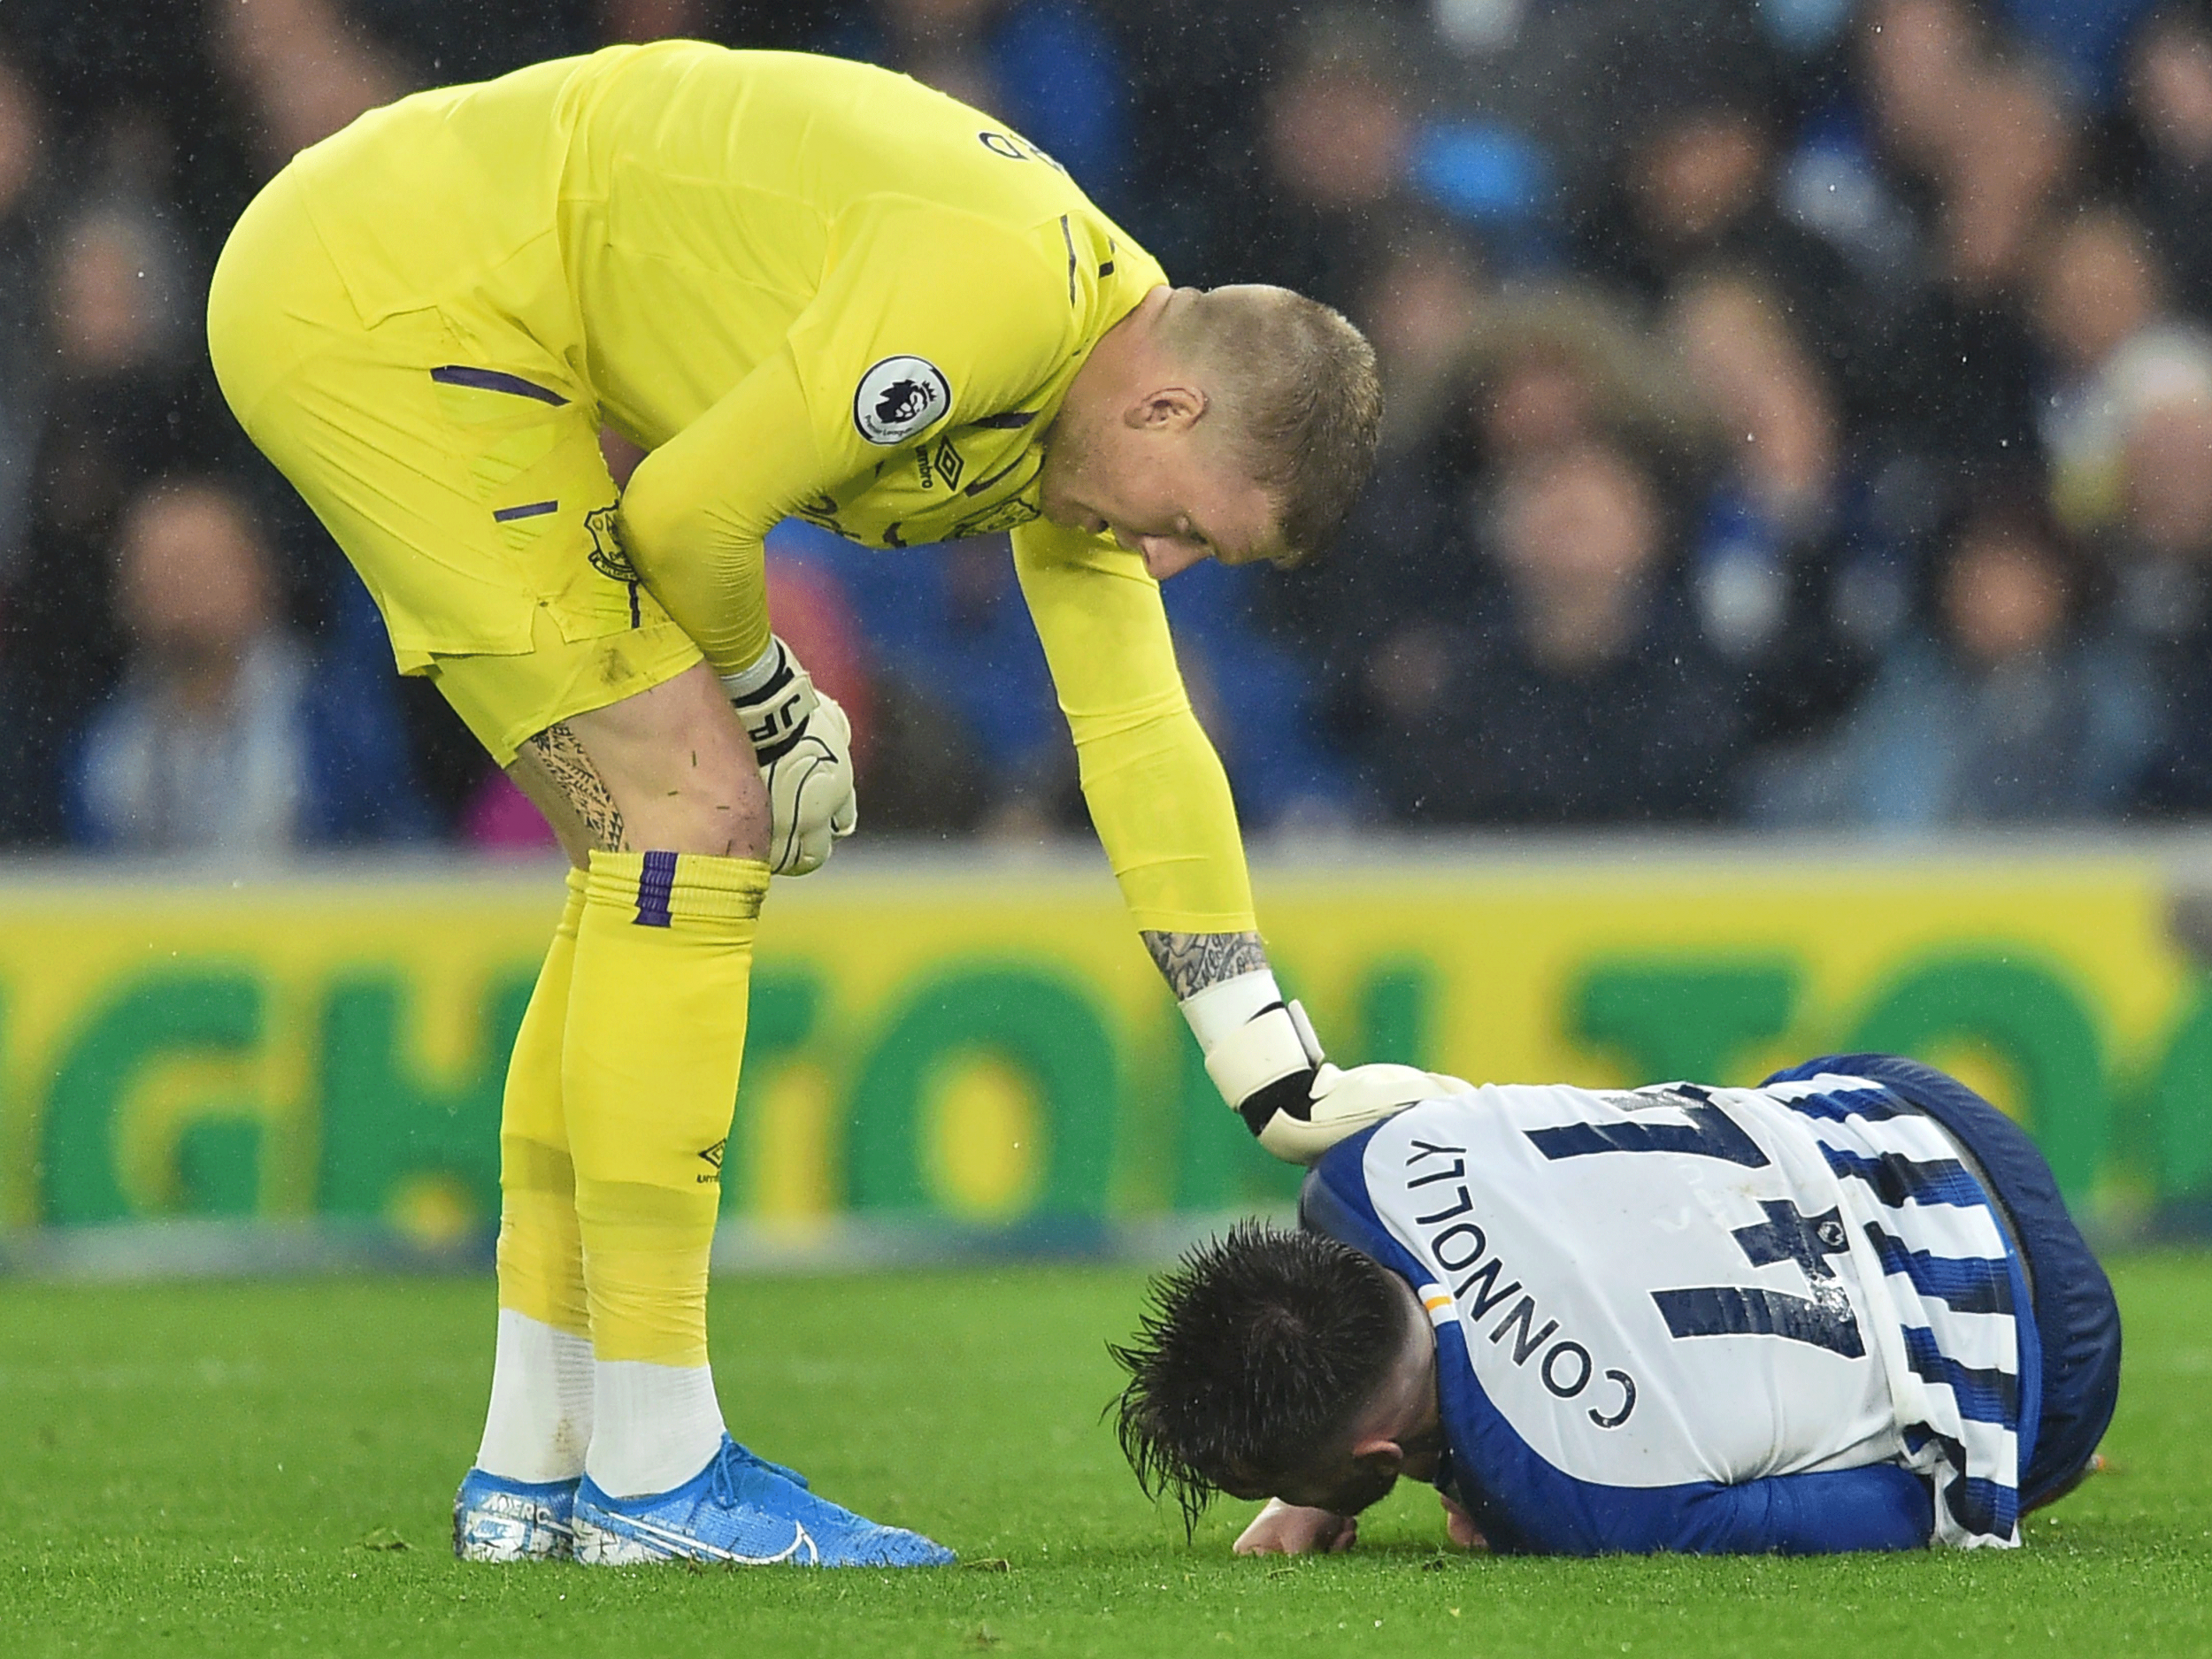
[{"xmin": 1766, "ymin": 1053, "xmax": 2122, "ymax": 1508}]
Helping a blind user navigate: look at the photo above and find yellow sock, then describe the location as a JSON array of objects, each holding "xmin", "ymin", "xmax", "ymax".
[
  {"xmin": 565, "ymin": 849, "xmax": 769, "ymax": 1367},
  {"xmin": 479, "ymin": 867, "xmax": 595, "ymax": 1482},
  {"xmin": 495, "ymin": 865, "xmax": 589, "ymax": 1335}
]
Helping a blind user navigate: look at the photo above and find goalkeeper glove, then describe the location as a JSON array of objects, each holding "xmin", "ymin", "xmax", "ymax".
[
  {"xmin": 1267, "ymin": 1061, "xmax": 1479, "ymax": 1164},
  {"xmin": 721, "ymin": 636, "xmax": 856, "ymax": 876},
  {"xmin": 1184, "ymin": 971, "xmax": 1475, "ymax": 1164}
]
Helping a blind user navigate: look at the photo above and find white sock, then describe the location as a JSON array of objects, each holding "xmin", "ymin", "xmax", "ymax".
[
  {"xmin": 585, "ymin": 1359, "xmax": 727, "ymax": 1499},
  {"xmin": 475, "ymin": 1309, "xmax": 595, "ymax": 1483}
]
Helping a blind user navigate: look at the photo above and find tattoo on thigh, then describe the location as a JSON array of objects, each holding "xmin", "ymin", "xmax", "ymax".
[
  {"xmin": 1141, "ymin": 931, "xmax": 1269, "ymax": 1000},
  {"xmin": 525, "ymin": 721, "xmax": 627, "ymax": 851}
]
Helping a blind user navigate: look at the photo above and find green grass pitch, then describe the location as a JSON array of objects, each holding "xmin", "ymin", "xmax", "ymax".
[{"xmin": 2, "ymin": 1254, "xmax": 2207, "ymax": 1658}]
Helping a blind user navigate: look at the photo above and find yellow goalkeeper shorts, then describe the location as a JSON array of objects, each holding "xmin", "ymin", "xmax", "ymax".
[{"xmin": 206, "ymin": 165, "xmax": 700, "ymax": 764}]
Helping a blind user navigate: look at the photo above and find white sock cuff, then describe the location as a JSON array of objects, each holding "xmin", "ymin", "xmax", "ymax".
[
  {"xmin": 475, "ymin": 1309, "xmax": 595, "ymax": 1484},
  {"xmin": 586, "ymin": 1359, "xmax": 727, "ymax": 1500}
]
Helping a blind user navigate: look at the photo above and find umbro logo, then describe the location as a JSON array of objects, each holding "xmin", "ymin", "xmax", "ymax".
[
  {"xmin": 699, "ymin": 1139, "xmax": 726, "ymax": 1173},
  {"xmin": 915, "ymin": 436, "xmax": 964, "ymax": 491}
]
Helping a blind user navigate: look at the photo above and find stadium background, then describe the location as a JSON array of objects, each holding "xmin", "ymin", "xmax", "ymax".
[
  {"xmin": 1, "ymin": 0, "xmax": 2211, "ymax": 1258},
  {"xmin": 4, "ymin": 10, "xmax": 2210, "ymax": 1658}
]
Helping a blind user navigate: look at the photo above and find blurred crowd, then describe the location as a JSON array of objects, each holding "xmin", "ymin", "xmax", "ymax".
[{"xmin": 4, "ymin": 0, "xmax": 2212, "ymax": 856}]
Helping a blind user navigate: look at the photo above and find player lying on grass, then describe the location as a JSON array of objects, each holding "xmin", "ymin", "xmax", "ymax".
[
  {"xmin": 1114, "ymin": 1053, "xmax": 2121, "ymax": 1556},
  {"xmin": 208, "ymin": 41, "xmax": 1389, "ymax": 1569}
]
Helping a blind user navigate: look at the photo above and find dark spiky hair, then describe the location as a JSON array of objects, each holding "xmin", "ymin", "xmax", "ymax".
[{"xmin": 1108, "ymin": 1222, "xmax": 1402, "ymax": 1535}]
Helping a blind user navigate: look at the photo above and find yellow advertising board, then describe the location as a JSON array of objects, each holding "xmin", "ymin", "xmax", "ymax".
[{"xmin": 0, "ymin": 849, "xmax": 2206, "ymax": 1244}]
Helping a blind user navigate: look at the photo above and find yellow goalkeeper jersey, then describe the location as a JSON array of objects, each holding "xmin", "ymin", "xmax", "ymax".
[
  {"xmin": 292, "ymin": 43, "xmax": 1162, "ymax": 664},
  {"xmin": 271, "ymin": 42, "xmax": 1254, "ymax": 934}
]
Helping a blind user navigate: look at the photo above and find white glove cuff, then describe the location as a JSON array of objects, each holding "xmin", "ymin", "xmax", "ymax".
[
  {"xmin": 718, "ymin": 638, "xmax": 784, "ymax": 700},
  {"xmin": 1204, "ymin": 999, "xmax": 1325, "ymax": 1134},
  {"xmin": 1179, "ymin": 969, "xmax": 1285, "ymax": 1053},
  {"xmin": 1202, "ymin": 1002, "xmax": 1313, "ymax": 1104},
  {"xmin": 725, "ymin": 637, "xmax": 821, "ymax": 764}
]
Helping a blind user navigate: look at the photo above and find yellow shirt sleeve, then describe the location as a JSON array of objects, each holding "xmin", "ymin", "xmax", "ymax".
[
  {"xmin": 617, "ymin": 200, "xmax": 1075, "ymax": 674},
  {"xmin": 1012, "ymin": 518, "xmax": 1258, "ymax": 934}
]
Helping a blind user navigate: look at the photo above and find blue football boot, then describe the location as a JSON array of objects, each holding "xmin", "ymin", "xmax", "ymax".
[
  {"xmin": 572, "ymin": 1435, "xmax": 954, "ymax": 1567},
  {"xmin": 452, "ymin": 1468, "xmax": 579, "ymax": 1562}
]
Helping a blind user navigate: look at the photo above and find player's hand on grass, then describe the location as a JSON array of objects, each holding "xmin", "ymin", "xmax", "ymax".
[
  {"xmin": 1233, "ymin": 1499, "xmax": 1358, "ymax": 1556},
  {"xmin": 1440, "ymin": 1492, "xmax": 1488, "ymax": 1552},
  {"xmin": 723, "ymin": 635, "xmax": 856, "ymax": 875}
]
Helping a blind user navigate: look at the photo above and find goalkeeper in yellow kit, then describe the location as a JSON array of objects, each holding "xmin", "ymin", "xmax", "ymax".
[{"xmin": 208, "ymin": 41, "xmax": 1395, "ymax": 1568}]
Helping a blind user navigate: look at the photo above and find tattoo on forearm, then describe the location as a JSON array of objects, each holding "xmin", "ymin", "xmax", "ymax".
[
  {"xmin": 526, "ymin": 721, "xmax": 627, "ymax": 851},
  {"xmin": 1141, "ymin": 931, "xmax": 1268, "ymax": 1000}
]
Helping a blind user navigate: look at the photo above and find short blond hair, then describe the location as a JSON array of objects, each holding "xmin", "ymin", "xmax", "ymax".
[{"xmin": 1179, "ymin": 285, "xmax": 1382, "ymax": 566}]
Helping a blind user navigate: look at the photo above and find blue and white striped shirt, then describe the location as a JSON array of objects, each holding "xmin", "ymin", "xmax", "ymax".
[
  {"xmin": 1303, "ymin": 1073, "xmax": 2032, "ymax": 1554},
  {"xmin": 1764, "ymin": 1071, "xmax": 2032, "ymax": 1545}
]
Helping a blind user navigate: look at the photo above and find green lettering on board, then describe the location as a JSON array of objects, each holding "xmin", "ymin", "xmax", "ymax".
[
  {"xmin": 1572, "ymin": 958, "xmax": 1801, "ymax": 1085},
  {"xmin": 175, "ymin": 1116, "xmax": 265, "ymax": 1216},
  {"xmin": 1170, "ymin": 1020, "xmax": 1303, "ymax": 1210},
  {"xmin": 722, "ymin": 969, "xmax": 826, "ymax": 1212},
  {"xmin": 846, "ymin": 966, "xmax": 1116, "ymax": 1215},
  {"xmin": 1847, "ymin": 953, "xmax": 2108, "ymax": 1201},
  {"xmin": 40, "ymin": 970, "xmax": 264, "ymax": 1225},
  {"xmin": 316, "ymin": 969, "xmax": 535, "ymax": 1224},
  {"xmin": 1358, "ymin": 958, "xmax": 1436, "ymax": 1068},
  {"xmin": 2151, "ymin": 979, "xmax": 2212, "ymax": 1202}
]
